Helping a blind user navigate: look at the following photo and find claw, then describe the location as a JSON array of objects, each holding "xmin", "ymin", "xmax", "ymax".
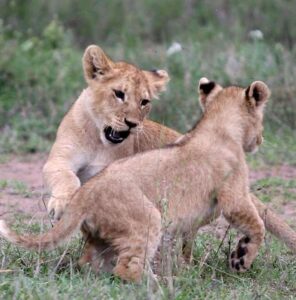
[{"xmin": 49, "ymin": 208, "xmax": 55, "ymax": 218}]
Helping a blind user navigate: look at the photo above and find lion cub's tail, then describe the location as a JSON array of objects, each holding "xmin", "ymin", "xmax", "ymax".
[
  {"xmin": 0, "ymin": 211, "xmax": 84, "ymax": 251},
  {"xmin": 252, "ymin": 196, "xmax": 296, "ymax": 253}
]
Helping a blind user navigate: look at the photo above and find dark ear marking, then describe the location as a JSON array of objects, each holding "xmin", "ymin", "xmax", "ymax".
[
  {"xmin": 245, "ymin": 86, "xmax": 250, "ymax": 98},
  {"xmin": 92, "ymin": 66, "xmax": 97, "ymax": 79},
  {"xmin": 92, "ymin": 66, "xmax": 104, "ymax": 79},
  {"xmin": 253, "ymin": 86, "xmax": 260, "ymax": 102},
  {"xmin": 246, "ymin": 85, "xmax": 261, "ymax": 102},
  {"xmin": 83, "ymin": 45, "xmax": 114, "ymax": 83},
  {"xmin": 246, "ymin": 81, "xmax": 270, "ymax": 105},
  {"xmin": 200, "ymin": 81, "xmax": 216, "ymax": 95}
]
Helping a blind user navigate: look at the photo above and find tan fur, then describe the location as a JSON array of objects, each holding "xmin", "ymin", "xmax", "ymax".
[
  {"xmin": 251, "ymin": 195, "xmax": 296, "ymax": 251},
  {"xmin": 2, "ymin": 78, "xmax": 295, "ymax": 282},
  {"xmin": 43, "ymin": 45, "xmax": 179, "ymax": 220}
]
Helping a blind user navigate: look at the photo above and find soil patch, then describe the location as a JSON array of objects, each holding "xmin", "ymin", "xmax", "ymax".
[
  {"xmin": 0, "ymin": 154, "xmax": 48, "ymax": 221},
  {"xmin": 0, "ymin": 154, "xmax": 295, "ymax": 229}
]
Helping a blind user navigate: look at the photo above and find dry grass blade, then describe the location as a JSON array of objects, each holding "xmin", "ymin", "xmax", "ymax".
[{"xmin": 0, "ymin": 269, "xmax": 14, "ymax": 273}]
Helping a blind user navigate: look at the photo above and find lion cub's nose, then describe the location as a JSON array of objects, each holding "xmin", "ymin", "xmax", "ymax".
[{"xmin": 125, "ymin": 119, "xmax": 138, "ymax": 128}]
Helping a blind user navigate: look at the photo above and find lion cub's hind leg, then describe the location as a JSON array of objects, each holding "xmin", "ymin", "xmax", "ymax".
[
  {"xmin": 79, "ymin": 222, "xmax": 117, "ymax": 273},
  {"xmin": 219, "ymin": 193, "xmax": 265, "ymax": 272},
  {"xmin": 112, "ymin": 201, "xmax": 162, "ymax": 282},
  {"xmin": 78, "ymin": 238, "xmax": 116, "ymax": 274}
]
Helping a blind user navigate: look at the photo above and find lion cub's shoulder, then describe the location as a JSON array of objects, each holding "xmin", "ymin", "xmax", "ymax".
[{"xmin": 135, "ymin": 119, "xmax": 180, "ymax": 152}]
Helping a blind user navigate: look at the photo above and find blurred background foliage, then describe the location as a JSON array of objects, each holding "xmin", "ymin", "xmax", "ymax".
[{"xmin": 0, "ymin": 0, "xmax": 295, "ymax": 161}]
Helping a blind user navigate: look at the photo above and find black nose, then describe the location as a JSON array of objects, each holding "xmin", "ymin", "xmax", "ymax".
[{"xmin": 125, "ymin": 119, "xmax": 138, "ymax": 128}]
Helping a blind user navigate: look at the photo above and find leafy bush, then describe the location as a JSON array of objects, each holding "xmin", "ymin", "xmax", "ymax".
[
  {"xmin": 1, "ymin": 0, "xmax": 295, "ymax": 47},
  {"xmin": 0, "ymin": 20, "xmax": 83, "ymax": 152},
  {"xmin": 0, "ymin": 15, "xmax": 295, "ymax": 155}
]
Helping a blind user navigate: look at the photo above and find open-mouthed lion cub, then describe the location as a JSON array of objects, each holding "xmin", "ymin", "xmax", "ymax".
[
  {"xmin": 43, "ymin": 44, "xmax": 179, "ymax": 221},
  {"xmin": 0, "ymin": 78, "xmax": 283, "ymax": 281}
]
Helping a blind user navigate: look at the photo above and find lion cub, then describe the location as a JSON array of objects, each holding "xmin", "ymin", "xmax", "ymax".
[
  {"xmin": 43, "ymin": 44, "xmax": 179, "ymax": 221},
  {"xmin": 0, "ymin": 78, "xmax": 271, "ymax": 281}
]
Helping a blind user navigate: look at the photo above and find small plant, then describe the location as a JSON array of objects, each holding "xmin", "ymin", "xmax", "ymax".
[
  {"xmin": 252, "ymin": 177, "xmax": 296, "ymax": 203},
  {"xmin": 0, "ymin": 179, "xmax": 31, "ymax": 197}
]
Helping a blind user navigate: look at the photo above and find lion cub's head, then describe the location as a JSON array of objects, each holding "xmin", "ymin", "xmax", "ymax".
[
  {"xmin": 82, "ymin": 45, "xmax": 169, "ymax": 145},
  {"xmin": 198, "ymin": 77, "xmax": 270, "ymax": 153}
]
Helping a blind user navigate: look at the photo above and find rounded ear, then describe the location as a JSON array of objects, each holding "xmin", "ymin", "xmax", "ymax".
[
  {"xmin": 144, "ymin": 69, "xmax": 170, "ymax": 98},
  {"xmin": 198, "ymin": 77, "xmax": 222, "ymax": 111},
  {"xmin": 82, "ymin": 45, "xmax": 114, "ymax": 84},
  {"xmin": 245, "ymin": 81, "xmax": 270, "ymax": 107}
]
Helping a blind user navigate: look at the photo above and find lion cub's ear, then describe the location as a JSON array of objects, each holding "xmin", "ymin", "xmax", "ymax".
[
  {"xmin": 198, "ymin": 77, "xmax": 222, "ymax": 111},
  {"xmin": 245, "ymin": 81, "xmax": 270, "ymax": 109},
  {"xmin": 144, "ymin": 70, "xmax": 170, "ymax": 98},
  {"xmin": 83, "ymin": 45, "xmax": 114, "ymax": 83}
]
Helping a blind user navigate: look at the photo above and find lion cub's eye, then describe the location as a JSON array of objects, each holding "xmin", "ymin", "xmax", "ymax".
[
  {"xmin": 113, "ymin": 89, "xmax": 125, "ymax": 101},
  {"xmin": 141, "ymin": 99, "xmax": 150, "ymax": 107}
]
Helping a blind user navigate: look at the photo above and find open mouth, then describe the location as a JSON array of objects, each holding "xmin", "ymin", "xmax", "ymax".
[{"xmin": 104, "ymin": 126, "xmax": 130, "ymax": 144}]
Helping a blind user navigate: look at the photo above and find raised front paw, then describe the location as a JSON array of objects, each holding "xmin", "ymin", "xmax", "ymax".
[{"xmin": 47, "ymin": 196, "xmax": 67, "ymax": 221}]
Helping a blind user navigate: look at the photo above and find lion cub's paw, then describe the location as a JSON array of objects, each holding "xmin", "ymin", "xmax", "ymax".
[
  {"xmin": 47, "ymin": 197, "xmax": 67, "ymax": 221},
  {"xmin": 113, "ymin": 257, "xmax": 143, "ymax": 283},
  {"xmin": 229, "ymin": 236, "xmax": 254, "ymax": 272}
]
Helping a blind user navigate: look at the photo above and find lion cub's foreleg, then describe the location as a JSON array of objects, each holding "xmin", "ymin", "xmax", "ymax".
[
  {"xmin": 219, "ymin": 191, "xmax": 265, "ymax": 272},
  {"xmin": 43, "ymin": 159, "xmax": 81, "ymax": 221}
]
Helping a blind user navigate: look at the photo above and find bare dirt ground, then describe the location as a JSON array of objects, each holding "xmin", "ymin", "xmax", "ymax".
[
  {"xmin": 0, "ymin": 154, "xmax": 295, "ymax": 231},
  {"xmin": 0, "ymin": 154, "xmax": 48, "ymax": 222}
]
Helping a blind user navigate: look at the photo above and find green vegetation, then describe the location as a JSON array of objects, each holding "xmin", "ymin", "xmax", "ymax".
[
  {"xmin": 1, "ymin": 0, "xmax": 296, "ymax": 47},
  {"xmin": 0, "ymin": 220, "xmax": 295, "ymax": 299},
  {"xmin": 0, "ymin": 20, "xmax": 82, "ymax": 153},
  {"xmin": 252, "ymin": 177, "xmax": 296, "ymax": 203},
  {"xmin": 0, "ymin": 179, "xmax": 31, "ymax": 197}
]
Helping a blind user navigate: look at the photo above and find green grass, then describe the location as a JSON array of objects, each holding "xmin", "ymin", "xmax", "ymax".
[
  {"xmin": 0, "ymin": 220, "xmax": 295, "ymax": 299},
  {"xmin": 251, "ymin": 177, "xmax": 296, "ymax": 203},
  {"xmin": 0, "ymin": 179, "xmax": 32, "ymax": 197},
  {"xmin": 0, "ymin": 18, "xmax": 295, "ymax": 155},
  {"xmin": 1, "ymin": 0, "xmax": 295, "ymax": 48},
  {"xmin": 247, "ymin": 128, "xmax": 296, "ymax": 168}
]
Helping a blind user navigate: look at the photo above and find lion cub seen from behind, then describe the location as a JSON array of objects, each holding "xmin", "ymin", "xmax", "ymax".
[{"xmin": 0, "ymin": 78, "xmax": 270, "ymax": 281}]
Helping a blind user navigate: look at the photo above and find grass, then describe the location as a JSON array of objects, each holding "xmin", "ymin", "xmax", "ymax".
[
  {"xmin": 0, "ymin": 218, "xmax": 295, "ymax": 299},
  {"xmin": 1, "ymin": 0, "xmax": 295, "ymax": 48},
  {"xmin": 0, "ymin": 179, "xmax": 32, "ymax": 197},
  {"xmin": 251, "ymin": 177, "xmax": 296, "ymax": 204},
  {"xmin": 0, "ymin": 19, "xmax": 295, "ymax": 155},
  {"xmin": 1, "ymin": 174, "xmax": 295, "ymax": 298},
  {"xmin": 247, "ymin": 127, "xmax": 296, "ymax": 168}
]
